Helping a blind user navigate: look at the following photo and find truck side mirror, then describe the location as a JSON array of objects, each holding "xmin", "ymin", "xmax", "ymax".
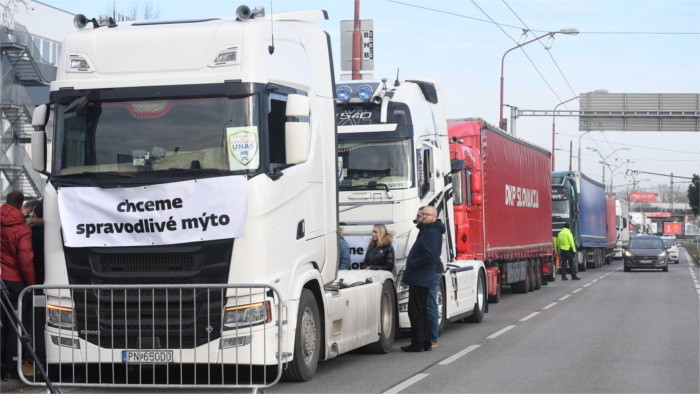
[
  {"xmin": 286, "ymin": 94, "xmax": 310, "ymax": 117},
  {"xmin": 285, "ymin": 122, "xmax": 310, "ymax": 165},
  {"xmin": 32, "ymin": 104, "xmax": 49, "ymax": 130},
  {"xmin": 31, "ymin": 131, "xmax": 47, "ymax": 173}
]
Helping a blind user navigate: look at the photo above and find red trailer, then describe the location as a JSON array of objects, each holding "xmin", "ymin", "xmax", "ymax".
[{"xmin": 448, "ymin": 118, "xmax": 554, "ymax": 301}]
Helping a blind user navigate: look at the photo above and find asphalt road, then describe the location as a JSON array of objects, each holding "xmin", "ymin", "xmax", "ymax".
[{"xmin": 3, "ymin": 249, "xmax": 698, "ymax": 393}]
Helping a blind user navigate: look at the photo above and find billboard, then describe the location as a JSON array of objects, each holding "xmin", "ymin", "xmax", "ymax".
[
  {"xmin": 646, "ymin": 212, "xmax": 671, "ymax": 218},
  {"xmin": 663, "ymin": 222, "xmax": 683, "ymax": 235},
  {"xmin": 629, "ymin": 192, "xmax": 657, "ymax": 202}
]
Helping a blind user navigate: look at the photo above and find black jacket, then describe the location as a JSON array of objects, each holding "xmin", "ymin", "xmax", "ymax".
[
  {"xmin": 403, "ymin": 220, "xmax": 445, "ymax": 288},
  {"xmin": 361, "ymin": 243, "xmax": 395, "ymax": 272}
]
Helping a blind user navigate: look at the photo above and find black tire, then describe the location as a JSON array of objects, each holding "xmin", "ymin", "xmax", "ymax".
[
  {"xmin": 437, "ymin": 279, "xmax": 446, "ymax": 335},
  {"xmin": 547, "ymin": 260, "xmax": 556, "ymax": 282},
  {"xmin": 488, "ymin": 280, "xmax": 501, "ymax": 303},
  {"xmin": 624, "ymin": 267, "xmax": 631, "ymax": 272},
  {"xmin": 512, "ymin": 261, "xmax": 529, "ymax": 294},
  {"xmin": 282, "ymin": 289, "xmax": 320, "ymax": 382},
  {"xmin": 466, "ymin": 271, "xmax": 487, "ymax": 323},
  {"xmin": 578, "ymin": 251, "xmax": 587, "ymax": 272},
  {"xmin": 662, "ymin": 267, "xmax": 668, "ymax": 272},
  {"xmin": 534, "ymin": 260, "xmax": 542, "ymax": 290},
  {"xmin": 364, "ymin": 281, "xmax": 396, "ymax": 353}
]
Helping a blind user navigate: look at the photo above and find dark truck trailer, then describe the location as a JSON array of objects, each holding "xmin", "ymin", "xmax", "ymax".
[
  {"xmin": 552, "ymin": 171, "xmax": 610, "ymax": 270},
  {"xmin": 449, "ymin": 118, "xmax": 554, "ymax": 301}
]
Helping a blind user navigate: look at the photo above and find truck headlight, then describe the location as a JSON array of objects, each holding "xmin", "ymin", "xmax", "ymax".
[
  {"xmin": 223, "ymin": 301, "xmax": 271, "ymax": 329},
  {"xmin": 46, "ymin": 304, "xmax": 74, "ymax": 329}
]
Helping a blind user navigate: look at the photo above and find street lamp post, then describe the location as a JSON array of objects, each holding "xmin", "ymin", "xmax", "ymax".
[
  {"xmin": 577, "ymin": 130, "xmax": 591, "ymax": 172},
  {"xmin": 552, "ymin": 90, "xmax": 608, "ymax": 172},
  {"xmin": 499, "ymin": 28, "xmax": 579, "ymax": 131},
  {"xmin": 588, "ymin": 147, "xmax": 631, "ymax": 188}
]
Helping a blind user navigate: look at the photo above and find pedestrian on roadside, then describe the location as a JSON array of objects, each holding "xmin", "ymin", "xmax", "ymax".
[
  {"xmin": 338, "ymin": 227, "xmax": 351, "ymax": 270},
  {"xmin": 361, "ymin": 224, "xmax": 395, "ymax": 273},
  {"xmin": 557, "ymin": 223, "xmax": 580, "ymax": 280},
  {"xmin": 1, "ymin": 191, "xmax": 35, "ymax": 380},
  {"xmin": 401, "ymin": 205, "xmax": 445, "ymax": 353}
]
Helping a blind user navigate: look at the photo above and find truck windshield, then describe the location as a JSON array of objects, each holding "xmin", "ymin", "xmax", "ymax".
[
  {"xmin": 52, "ymin": 96, "xmax": 259, "ymax": 176},
  {"xmin": 552, "ymin": 200, "xmax": 570, "ymax": 217},
  {"xmin": 338, "ymin": 138, "xmax": 414, "ymax": 190}
]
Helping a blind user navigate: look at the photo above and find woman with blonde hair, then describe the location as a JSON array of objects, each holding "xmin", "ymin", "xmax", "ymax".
[{"xmin": 361, "ymin": 224, "xmax": 395, "ymax": 272}]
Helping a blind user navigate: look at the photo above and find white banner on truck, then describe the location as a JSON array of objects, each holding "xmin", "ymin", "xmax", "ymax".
[{"xmin": 58, "ymin": 176, "xmax": 248, "ymax": 247}]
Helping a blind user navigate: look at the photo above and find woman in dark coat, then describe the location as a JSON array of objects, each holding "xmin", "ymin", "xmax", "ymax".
[{"xmin": 361, "ymin": 224, "xmax": 395, "ymax": 272}]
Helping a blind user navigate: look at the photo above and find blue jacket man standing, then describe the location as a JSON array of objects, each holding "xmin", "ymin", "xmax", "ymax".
[{"xmin": 401, "ymin": 205, "xmax": 444, "ymax": 352}]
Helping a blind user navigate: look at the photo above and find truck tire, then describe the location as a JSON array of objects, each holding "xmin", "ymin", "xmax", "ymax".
[
  {"xmin": 466, "ymin": 271, "xmax": 486, "ymax": 323},
  {"xmin": 534, "ymin": 260, "xmax": 542, "ymax": 290},
  {"xmin": 577, "ymin": 251, "xmax": 587, "ymax": 272},
  {"xmin": 437, "ymin": 279, "xmax": 446, "ymax": 335},
  {"xmin": 282, "ymin": 289, "xmax": 320, "ymax": 382},
  {"xmin": 488, "ymin": 280, "xmax": 501, "ymax": 303},
  {"xmin": 512, "ymin": 261, "xmax": 529, "ymax": 294},
  {"xmin": 546, "ymin": 260, "xmax": 556, "ymax": 282},
  {"xmin": 364, "ymin": 281, "xmax": 396, "ymax": 354}
]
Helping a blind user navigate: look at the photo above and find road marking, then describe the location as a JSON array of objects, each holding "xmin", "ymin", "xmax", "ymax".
[
  {"xmin": 591, "ymin": 279, "xmax": 599, "ymax": 283},
  {"xmin": 520, "ymin": 312, "xmax": 540, "ymax": 322},
  {"xmin": 583, "ymin": 283, "xmax": 592, "ymax": 287},
  {"xmin": 542, "ymin": 302, "xmax": 557, "ymax": 310},
  {"xmin": 572, "ymin": 288, "xmax": 582, "ymax": 294},
  {"xmin": 559, "ymin": 294, "xmax": 571, "ymax": 301},
  {"xmin": 487, "ymin": 325, "xmax": 515, "ymax": 339},
  {"xmin": 438, "ymin": 344, "xmax": 480, "ymax": 365},
  {"xmin": 384, "ymin": 373, "xmax": 429, "ymax": 394}
]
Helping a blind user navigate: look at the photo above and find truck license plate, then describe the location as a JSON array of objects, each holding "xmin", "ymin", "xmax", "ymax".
[{"xmin": 122, "ymin": 350, "xmax": 173, "ymax": 363}]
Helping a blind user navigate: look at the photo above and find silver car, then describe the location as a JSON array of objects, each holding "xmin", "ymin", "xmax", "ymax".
[
  {"xmin": 660, "ymin": 236, "xmax": 679, "ymax": 264},
  {"xmin": 623, "ymin": 235, "xmax": 669, "ymax": 272}
]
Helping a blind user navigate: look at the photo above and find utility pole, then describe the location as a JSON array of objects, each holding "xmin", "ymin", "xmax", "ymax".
[{"xmin": 351, "ymin": 0, "xmax": 361, "ymax": 80}]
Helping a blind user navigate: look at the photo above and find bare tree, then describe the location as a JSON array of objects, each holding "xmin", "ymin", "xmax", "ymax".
[
  {"xmin": 105, "ymin": 1, "xmax": 161, "ymax": 22},
  {"xmin": 0, "ymin": 0, "xmax": 29, "ymax": 27}
]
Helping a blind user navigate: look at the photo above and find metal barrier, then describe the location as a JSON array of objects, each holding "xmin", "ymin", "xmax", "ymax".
[{"xmin": 17, "ymin": 284, "xmax": 283, "ymax": 392}]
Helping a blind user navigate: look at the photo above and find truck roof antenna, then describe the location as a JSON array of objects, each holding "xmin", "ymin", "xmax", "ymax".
[
  {"xmin": 268, "ymin": 1, "xmax": 275, "ymax": 54},
  {"xmin": 394, "ymin": 68, "xmax": 400, "ymax": 87}
]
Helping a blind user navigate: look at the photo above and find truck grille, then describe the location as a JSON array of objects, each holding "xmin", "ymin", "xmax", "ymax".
[{"xmin": 63, "ymin": 239, "xmax": 233, "ymax": 349}]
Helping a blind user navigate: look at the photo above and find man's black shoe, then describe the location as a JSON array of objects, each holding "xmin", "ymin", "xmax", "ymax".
[
  {"xmin": 572, "ymin": 276, "xmax": 581, "ymax": 280},
  {"xmin": 401, "ymin": 344, "xmax": 424, "ymax": 352},
  {"xmin": 561, "ymin": 276, "xmax": 568, "ymax": 280},
  {"xmin": 423, "ymin": 343, "xmax": 433, "ymax": 351}
]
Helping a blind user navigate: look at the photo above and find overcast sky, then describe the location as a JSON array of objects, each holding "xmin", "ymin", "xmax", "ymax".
[{"xmin": 40, "ymin": 0, "xmax": 700, "ymax": 195}]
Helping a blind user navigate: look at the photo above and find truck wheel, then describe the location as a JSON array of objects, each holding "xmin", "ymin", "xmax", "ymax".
[
  {"xmin": 577, "ymin": 251, "xmax": 587, "ymax": 272},
  {"xmin": 437, "ymin": 280, "xmax": 446, "ymax": 335},
  {"xmin": 512, "ymin": 261, "xmax": 529, "ymax": 294},
  {"xmin": 283, "ymin": 289, "xmax": 320, "ymax": 382},
  {"xmin": 466, "ymin": 271, "xmax": 486, "ymax": 323},
  {"xmin": 547, "ymin": 260, "xmax": 556, "ymax": 282},
  {"xmin": 488, "ymin": 280, "xmax": 501, "ymax": 303},
  {"xmin": 364, "ymin": 281, "xmax": 396, "ymax": 354}
]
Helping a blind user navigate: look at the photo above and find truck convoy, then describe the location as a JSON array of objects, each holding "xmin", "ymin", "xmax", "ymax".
[
  {"xmin": 448, "ymin": 119, "xmax": 555, "ymax": 300},
  {"xmin": 334, "ymin": 79, "xmax": 488, "ymax": 333},
  {"xmin": 29, "ymin": 7, "xmax": 398, "ymax": 386},
  {"xmin": 551, "ymin": 171, "xmax": 612, "ymax": 270}
]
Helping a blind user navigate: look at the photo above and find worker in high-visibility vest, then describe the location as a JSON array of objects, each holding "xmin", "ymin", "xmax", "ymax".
[{"xmin": 557, "ymin": 224, "xmax": 580, "ymax": 280}]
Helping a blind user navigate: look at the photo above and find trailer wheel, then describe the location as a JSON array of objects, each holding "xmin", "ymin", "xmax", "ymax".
[
  {"xmin": 283, "ymin": 289, "xmax": 320, "ymax": 382},
  {"xmin": 466, "ymin": 271, "xmax": 486, "ymax": 323},
  {"xmin": 488, "ymin": 280, "xmax": 501, "ymax": 303},
  {"xmin": 546, "ymin": 259, "xmax": 556, "ymax": 282},
  {"xmin": 577, "ymin": 251, "xmax": 587, "ymax": 272},
  {"xmin": 512, "ymin": 261, "xmax": 529, "ymax": 294},
  {"xmin": 364, "ymin": 281, "xmax": 396, "ymax": 354},
  {"xmin": 534, "ymin": 260, "xmax": 542, "ymax": 290}
]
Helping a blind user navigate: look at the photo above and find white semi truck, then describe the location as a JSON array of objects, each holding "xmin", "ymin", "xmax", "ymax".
[
  {"xmin": 334, "ymin": 79, "xmax": 487, "ymax": 334},
  {"xmin": 29, "ymin": 6, "xmax": 395, "ymax": 386}
]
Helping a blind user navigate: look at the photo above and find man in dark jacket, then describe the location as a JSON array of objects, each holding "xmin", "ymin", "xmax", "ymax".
[
  {"xmin": 1, "ymin": 191, "xmax": 35, "ymax": 379},
  {"xmin": 401, "ymin": 205, "xmax": 444, "ymax": 352}
]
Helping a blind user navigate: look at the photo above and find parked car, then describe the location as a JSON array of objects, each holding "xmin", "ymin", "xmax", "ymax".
[
  {"xmin": 660, "ymin": 235, "xmax": 679, "ymax": 264},
  {"xmin": 623, "ymin": 235, "xmax": 669, "ymax": 272}
]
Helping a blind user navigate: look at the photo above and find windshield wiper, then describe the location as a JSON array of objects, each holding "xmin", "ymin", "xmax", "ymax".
[{"xmin": 59, "ymin": 171, "xmax": 136, "ymax": 178}]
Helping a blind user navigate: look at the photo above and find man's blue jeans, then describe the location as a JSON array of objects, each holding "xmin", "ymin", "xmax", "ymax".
[{"xmin": 426, "ymin": 272, "xmax": 442, "ymax": 343}]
